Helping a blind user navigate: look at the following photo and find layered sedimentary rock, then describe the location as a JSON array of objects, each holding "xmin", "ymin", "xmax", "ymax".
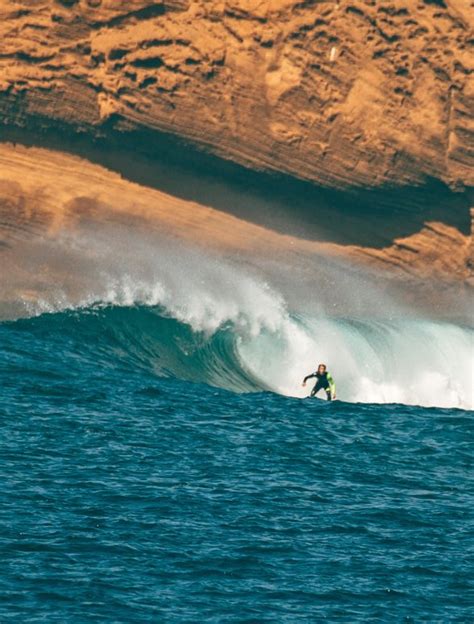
[
  {"xmin": 0, "ymin": 0, "xmax": 472, "ymax": 190},
  {"xmin": 0, "ymin": 0, "xmax": 472, "ymax": 286}
]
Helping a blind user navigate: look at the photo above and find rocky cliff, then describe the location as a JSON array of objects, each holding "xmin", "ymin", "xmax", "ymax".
[
  {"xmin": 1, "ymin": 0, "xmax": 472, "ymax": 189},
  {"xmin": 0, "ymin": 0, "xmax": 473, "ymax": 290}
]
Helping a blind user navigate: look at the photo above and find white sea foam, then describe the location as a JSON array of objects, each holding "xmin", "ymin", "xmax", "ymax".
[{"xmin": 237, "ymin": 315, "xmax": 474, "ymax": 410}]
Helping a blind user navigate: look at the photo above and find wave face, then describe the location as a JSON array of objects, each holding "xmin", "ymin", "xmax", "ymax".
[{"xmin": 1, "ymin": 224, "xmax": 472, "ymax": 410}]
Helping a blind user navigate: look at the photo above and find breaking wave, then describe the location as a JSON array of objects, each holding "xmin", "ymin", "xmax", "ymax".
[{"xmin": 2, "ymin": 229, "xmax": 472, "ymax": 410}]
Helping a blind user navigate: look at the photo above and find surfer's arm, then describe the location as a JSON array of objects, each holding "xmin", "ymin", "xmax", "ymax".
[{"xmin": 302, "ymin": 373, "xmax": 316, "ymax": 386}]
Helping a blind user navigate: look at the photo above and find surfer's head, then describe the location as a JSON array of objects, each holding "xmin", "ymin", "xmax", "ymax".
[{"xmin": 318, "ymin": 363, "xmax": 327, "ymax": 373}]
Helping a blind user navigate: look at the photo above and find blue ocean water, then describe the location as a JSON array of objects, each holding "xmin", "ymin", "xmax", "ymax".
[{"xmin": 1, "ymin": 307, "xmax": 472, "ymax": 622}]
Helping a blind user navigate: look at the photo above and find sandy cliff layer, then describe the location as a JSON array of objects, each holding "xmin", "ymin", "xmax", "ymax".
[{"xmin": 0, "ymin": 0, "xmax": 473, "ymax": 191}]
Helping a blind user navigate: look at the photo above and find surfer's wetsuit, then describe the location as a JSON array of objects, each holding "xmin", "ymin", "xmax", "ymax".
[{"xmin": 304, "ymin": 371, "xmax": 336, "ymax": 401}]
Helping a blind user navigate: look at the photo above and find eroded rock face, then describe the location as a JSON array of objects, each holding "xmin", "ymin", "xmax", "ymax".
[{"xmin": 1, "ymin": 0, "xmax": 473, "ymax": 190}]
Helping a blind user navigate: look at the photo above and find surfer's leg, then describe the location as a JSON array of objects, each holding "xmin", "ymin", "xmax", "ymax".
[
  {"xmin": 311, "ymin": 381, "xmax": 323, "ymax": 397},
  {"xmin": 325, "ymin": 389, "xmax": 332, "ymax": 401}
]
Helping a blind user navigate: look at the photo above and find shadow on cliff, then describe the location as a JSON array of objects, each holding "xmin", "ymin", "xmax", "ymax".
[{"xmin": 1, "ymin": 117, "xmax": 471, "ymax": 249}]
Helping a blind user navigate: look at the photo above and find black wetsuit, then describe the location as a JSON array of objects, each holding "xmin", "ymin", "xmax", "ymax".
[{"xmin": 303, "ymin": 371, "xmax": 335, "ymax": 401}]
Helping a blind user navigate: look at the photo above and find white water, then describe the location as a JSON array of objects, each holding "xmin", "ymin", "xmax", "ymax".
[
  {"xmin": 4, "ymin": 225, "xmax": 473, "ymax": 410},
  {"xmin": 237, "ymin": 315, "xmax": 474, "ymax": 409}
]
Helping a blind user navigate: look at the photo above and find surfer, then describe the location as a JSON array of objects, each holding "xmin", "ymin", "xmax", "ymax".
[{"xmin": 302, "ymin": 364, "xmax": 336, "ymax": 401}]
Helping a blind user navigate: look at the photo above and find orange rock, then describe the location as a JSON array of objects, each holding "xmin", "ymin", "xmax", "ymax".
[{"xmin": 0, "ymin": 0, "xmax": 472, "ymax": 190}]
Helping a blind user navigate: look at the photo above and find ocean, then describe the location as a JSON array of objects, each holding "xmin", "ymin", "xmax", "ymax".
[
  {"xmin": 1, "ymin": 293, "xmax": 472, "ymax": 622},
  {"xmin": 1, "ymin": 1, "xmax": 473, "ymax": 618}
]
